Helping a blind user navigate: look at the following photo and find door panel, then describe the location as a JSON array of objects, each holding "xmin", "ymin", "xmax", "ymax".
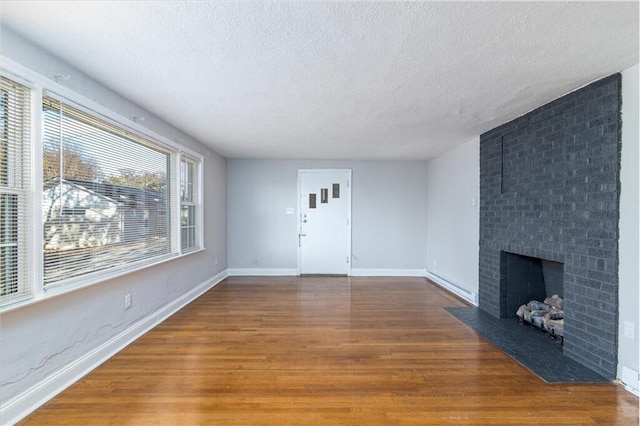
[{"xmin": 298, "ymin": 169, "xmax": 351, "ymax": 275}]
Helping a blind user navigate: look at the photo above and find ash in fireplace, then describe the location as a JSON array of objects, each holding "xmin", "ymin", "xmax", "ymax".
[{"xmin": 516, "ymin": 294, "xmax": 564, "ymax": 340}]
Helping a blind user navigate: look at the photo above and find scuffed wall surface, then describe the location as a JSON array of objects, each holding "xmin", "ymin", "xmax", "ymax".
[{"xmin": 0, "ymin": 28, "xmax": 227, "ymax": 405}]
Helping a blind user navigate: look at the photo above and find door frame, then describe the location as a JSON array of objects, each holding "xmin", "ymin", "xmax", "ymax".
[{"xmin": 296, "ymin": 168, "xmax": 352, "ymax": 276}]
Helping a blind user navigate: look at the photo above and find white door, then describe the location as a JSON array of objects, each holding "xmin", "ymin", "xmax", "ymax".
[{"xmin": 298, "ymin": 169, "xmax": 351, "ymax": 275}]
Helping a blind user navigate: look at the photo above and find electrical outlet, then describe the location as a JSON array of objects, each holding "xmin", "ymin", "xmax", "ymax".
[
  {"xmin": 124, "ymin": 293, "xmax": 132, "ymax": 310},
  {"xmin": 623, "ymin": 321, "xmax": 635, "ymax": 340},
  {"xmin": 215, "ymin": 257, "xmax": 218, "ymax": 265}
]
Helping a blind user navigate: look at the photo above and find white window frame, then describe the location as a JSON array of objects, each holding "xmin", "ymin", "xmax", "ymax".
[
  {"xmin": 0, "ymin": 71, "xmax": 39, "ymax": 305},
  {"xmin": 0, "ymin": 57, "xmax": 205, "ymax": 312},
  {"xmin": 180, "ymin": 153, "xmax": 203, "ymax": 253}
]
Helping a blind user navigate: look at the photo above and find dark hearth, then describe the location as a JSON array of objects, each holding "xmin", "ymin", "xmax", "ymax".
[
  {"xmin": 479, "ymin": 73, "xmax": 622, "ymax": 380},
  {"xmin": 446, "ymin": 307, "xmax": 608, "ymax": 383}
]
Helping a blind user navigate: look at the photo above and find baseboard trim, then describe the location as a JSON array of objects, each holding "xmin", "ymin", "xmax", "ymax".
[
  {"xmin": 350, "ymin": 268, "xmax": 426, "ymax": 277},
  {"xmin": 425, "ymin": 270, "xmax": 478, "ymax": 306},
  {"xmin": 227, "ymin": 268, "xmax": 298, "ymax": 276},
  {"xmin": 0, "ymin": 270, "xmax": 228, "ymax": 426},
  {"xmin": 619, "ymin": 366, "xmax": 640, "ymax": 396}
]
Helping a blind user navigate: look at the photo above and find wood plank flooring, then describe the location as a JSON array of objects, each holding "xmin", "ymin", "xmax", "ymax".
[{"xmin": 19, "ymin": 277, "xmax": 639, "ymax": 425}]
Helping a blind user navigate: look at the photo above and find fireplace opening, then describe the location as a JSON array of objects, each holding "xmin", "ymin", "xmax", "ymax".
[{"xmin": 500, "ymin": 252, "xmax": 565, "ymax": 339}]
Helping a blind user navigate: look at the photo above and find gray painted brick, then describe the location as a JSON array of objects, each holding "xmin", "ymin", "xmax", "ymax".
[{"xmin": 478, "ymin": 73, "xmax": 621, "ymax": 380}]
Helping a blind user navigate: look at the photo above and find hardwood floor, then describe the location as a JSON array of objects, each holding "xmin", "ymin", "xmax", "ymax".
[{"xmin": 19, "ymin": 277, "xmax": 639, "ymax": 425}]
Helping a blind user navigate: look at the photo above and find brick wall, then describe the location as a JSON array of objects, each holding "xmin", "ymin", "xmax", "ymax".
[{"xmin": 479, "ymin": 74, "xmax": 622, "ymax": 380}]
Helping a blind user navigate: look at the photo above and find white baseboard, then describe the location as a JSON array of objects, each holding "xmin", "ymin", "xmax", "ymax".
[
  {"xmin": 425, "ymin": 270, "xmax": 478, "ymax": 305},
  {"xmin": 0, "ymin": 270, "xmax": 228, "ymax": 426},
  {"xmin": 227, "ymin": 268, "xmax": 298, "ymax": 276},
  {"xmin": 350, "ymin": 268, "xmax": 427, "ymax": 277},
  {"xmin": 227, "ymin": 268, "xmax": 427, "ymax": 278},
  {"xmin": 619, "ymin": 366, "xmax": 640, "ymax": 396}
]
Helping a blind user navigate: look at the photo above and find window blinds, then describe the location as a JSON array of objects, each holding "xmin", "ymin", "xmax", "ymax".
[
  {"xmin": 0, "ymin": 76, "xmax": 33, "ymax": 305},
  {"xmin": 42, "ymin": 96, "xmax": 174, "ymax": 287}
]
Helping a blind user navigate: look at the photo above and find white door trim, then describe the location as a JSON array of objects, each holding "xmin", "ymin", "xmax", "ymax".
[{"xmin": 297, "ymin": 169, "xmax": 352, "ymax": 275}]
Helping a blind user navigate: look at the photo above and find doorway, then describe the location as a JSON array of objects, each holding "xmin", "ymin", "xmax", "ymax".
[{"xmin": 297, "ymin": 169, "xmax": 351, "ymax": 275}]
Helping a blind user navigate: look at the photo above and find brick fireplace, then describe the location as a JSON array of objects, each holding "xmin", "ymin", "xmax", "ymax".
[{"xmin": 479, "ymin": 74, "xmax": 621, "ymax": 380}]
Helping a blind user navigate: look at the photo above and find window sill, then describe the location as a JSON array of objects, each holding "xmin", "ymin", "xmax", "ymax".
[{"xmin": 0, "ymin": 247, "xmax": 206, "ymax": 314}]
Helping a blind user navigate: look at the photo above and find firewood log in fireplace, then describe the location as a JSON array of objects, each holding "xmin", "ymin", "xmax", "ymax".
[
  {"xmin": 515, "ymin": 297, "xmax": 564, "ymax": 338},
  {"xmin": 544, "ymin": 294, "xmax": 563, "ymax": 309}
]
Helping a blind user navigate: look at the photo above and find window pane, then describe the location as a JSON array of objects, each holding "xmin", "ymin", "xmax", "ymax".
[
  {"xmin": 180, "ymin": 159, "xmax": 194, "ymax": 202},
  {"xmin": 0, "ymin": 76, "xmax": 32, "ymax": 306},
  {"xmin": 1, "ymin": 194, "xmax": 18, "ymax": 296},
  {"xmin": 42, "ymin": 98, "xmax": 172, "ymax": 286},
  {"xmin": 181, "ymin": 205, "xmax": 196, "ymax": 227},
  {"xmin": 188, "ymin": 206, "xmax": 196, "ymax": 226},
  {"xmin": 1, "ymin": 245, "xmax": 18, "ymax": 297},
  {"xmin": 188, "ymin": 226, "xmax": 196, "ymax": 248},
  {"xmin": 180, "ymin": 226, "xmax": 187, "ymax": 250},
  {"xmin": 0, "ymin": 193, "xmax": 18, "ymax": 245},
  {"xmin": 0, "ymin": 90, "xmax": 7, "ymax": 186},
  {"xmin": 181, "ymin": 205, "xmax": 189, "ymax": 227},
  {"xmin": 180, "ymin": 155, "xmax": 200, "ymax": 252}
]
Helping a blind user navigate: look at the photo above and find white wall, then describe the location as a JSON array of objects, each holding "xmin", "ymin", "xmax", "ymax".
[
  {"xmin": 425, "ymin": 137, "xmax": 479, "ymax": 298},
  {"xmin": 227, "ymin": 160, "xmax": 428, "ymax": 274},
  {"xmin": 0, "ymin": 28, "xmax": 227, "ymax": 418},
  {"xmin": 618, "ymin": 63, "xmax": 639, "ymax": 392}
]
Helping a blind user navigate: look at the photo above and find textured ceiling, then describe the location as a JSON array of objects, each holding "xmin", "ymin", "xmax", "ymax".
[{"xmin": 1, "ymin": 1, "xmax": 638, "ymax": 160}]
